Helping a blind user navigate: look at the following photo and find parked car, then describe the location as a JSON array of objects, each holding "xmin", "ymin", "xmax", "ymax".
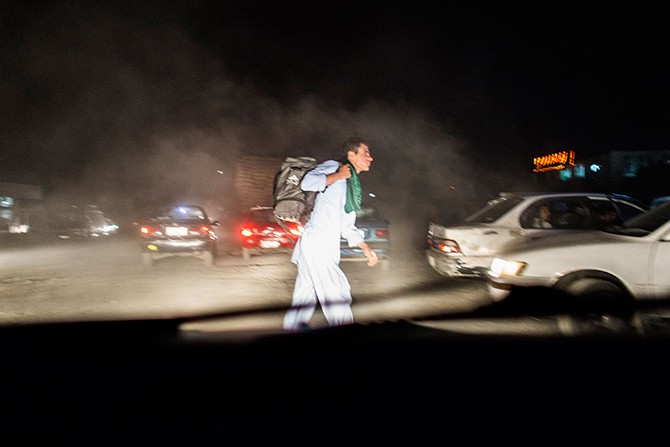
[
  {"xmin": 136, "ymin": 205, "xmax": 219, "ymax": 267},
  {"xmin": 341, "ymin": 202, "xmax": 391, "ymax": 270},
  {"xmin": 426, "ymin": 192, "xmax": 648, "ymax": 279},
  {"xmin": 67, "ymin": 206, "xmax": 118, "ymax": 238},
  {"xmin": 30, "ymin": 204, "xmax": 119, "ymax": 240},
  {"xmin": 487, "ymin": 201, "xmax": 670, "ymax": 307},
  {"xmin": 236, "ymin": 206, "xmax": 302, "ymax": 260}
]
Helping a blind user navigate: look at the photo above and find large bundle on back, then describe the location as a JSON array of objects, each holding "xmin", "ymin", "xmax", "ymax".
[{"xmin": 272, "ymin": 156, "xmax": 318, "ymax": 226}]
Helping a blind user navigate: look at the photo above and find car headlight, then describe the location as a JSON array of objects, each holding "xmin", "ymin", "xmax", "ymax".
[{"xmin": 490, "ymin": 258, "xmax": 527, "ymax": 277}]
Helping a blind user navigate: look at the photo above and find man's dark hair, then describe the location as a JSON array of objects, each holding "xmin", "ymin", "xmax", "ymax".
[{"xmin": 342, "ymin": 137, "xmax": 366, "ymax": 156}]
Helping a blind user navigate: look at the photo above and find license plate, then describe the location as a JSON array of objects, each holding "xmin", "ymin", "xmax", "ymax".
[
  {"xmin": 166, "ymin": 226, "xmax": 188, "ymax": 236},
  {"xmin": 260, "ymin": 240, "xmax": 280, "ymax": 248}
]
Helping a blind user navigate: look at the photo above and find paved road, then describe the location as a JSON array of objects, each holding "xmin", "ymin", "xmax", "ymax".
[
  {"xmin": 0, "ymin": 234, "xmax": 492, "ymax": 329},
  {"xmin": 4, "ymin": 234, "xmax": 653, "ymax": 336}
]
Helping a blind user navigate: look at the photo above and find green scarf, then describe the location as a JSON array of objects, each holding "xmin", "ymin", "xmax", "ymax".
[{"xmin": 344, "ymin": 162, "xmax": 362, "ymax": 214}]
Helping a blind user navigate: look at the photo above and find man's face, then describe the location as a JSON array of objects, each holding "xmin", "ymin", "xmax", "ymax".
[
  {"xmin": 348, "ymin": 144, "xmax": 373, "ymax": 173},
  {"xmin": 539, "ymin": 206, "xmax": 550, "ymax": 219}
]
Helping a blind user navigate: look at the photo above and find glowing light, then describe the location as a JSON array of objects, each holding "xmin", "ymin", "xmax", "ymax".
[
  {"xmin": 533, "ymin": 150, "xmax": 576, "ymax": 172},
  {"xmin": 490, "ymin": 258, "xmax": 526, "ymax": 277}
]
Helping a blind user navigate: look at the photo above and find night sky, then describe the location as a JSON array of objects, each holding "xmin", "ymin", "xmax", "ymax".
[{"xmin": 1, "ymin": 1, "xmax": 668, "ymax": 223}]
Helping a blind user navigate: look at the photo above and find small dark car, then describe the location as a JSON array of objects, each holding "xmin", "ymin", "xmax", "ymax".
[
  {"xmin": 29, "ymin": 204, "xmax": 119, "ymax": 240},
  {"xmin": 236, "ymin": 206, "xmax": 302, "ymax": 260},
  {"xmin": 56, "ymin": 205, "xmax": 119, "ymax": 239},
  {"xmin": 137, "ymin": 205, "xmax": 219, "ymax": 267},
  {"xmin": 341, "ymin": 202, "xmax": 391, "ymax": 270}
]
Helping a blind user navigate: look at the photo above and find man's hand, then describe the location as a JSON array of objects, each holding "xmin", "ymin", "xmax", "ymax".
[
  {"xmin": 326, "ymin": 164, "xmax": 351, "ymax": 186},
  {"xmin": 338, "ymin": 164, "xmax": 351, "ymax": 179},
  {"xmin": 359, "ymin": 242, "xmax": 378, "ymax": 267}
]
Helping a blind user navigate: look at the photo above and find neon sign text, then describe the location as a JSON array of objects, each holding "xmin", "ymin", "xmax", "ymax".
[{"xmin": 533, "ymin": 150, "xmax": 575, "ymax": 172}]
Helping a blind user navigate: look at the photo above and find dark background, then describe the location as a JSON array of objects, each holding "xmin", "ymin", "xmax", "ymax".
[{"xmin": 2, "ymin": 1, "xmax": 668, "ymax": 230}]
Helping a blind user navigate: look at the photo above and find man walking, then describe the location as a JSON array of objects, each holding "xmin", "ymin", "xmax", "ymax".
[{"xmin": 282, "ymin": 137, "xmax": 378, "ymax": 331}]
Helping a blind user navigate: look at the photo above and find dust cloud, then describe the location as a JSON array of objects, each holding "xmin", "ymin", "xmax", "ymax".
[{"xmin": 1, "ymin": 3, "xmax": 535, "ymax": 254}]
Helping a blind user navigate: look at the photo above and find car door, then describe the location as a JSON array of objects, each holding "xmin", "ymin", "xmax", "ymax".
[{"xmin": 652, "ymin": 229, "xmax": 670, "ymax": 298}]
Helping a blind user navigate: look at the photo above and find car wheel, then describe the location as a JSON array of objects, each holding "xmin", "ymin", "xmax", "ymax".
[
  {"xmin": 561, "ymin": 277, "xmax": 632, "ymax": 315},
  {"xmin": 203, "ymin": 250, "xmax": 214, "ymax": 266},
  {"xmin": 142, "ymin": 252, "xmax": 153, "ymax": 268},
  {"xmin": 563, "ymin": 277, "xmax": 623, "ymax": 298},
  {"xmin": 242, "ymin": 248, "xmax": 251, "ymax": 261}
]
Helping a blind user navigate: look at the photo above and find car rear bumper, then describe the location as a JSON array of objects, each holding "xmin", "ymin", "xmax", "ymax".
[
  {"xmin": 425, "ymin": 248, "xmax": 489, "ymax": 278},
  {"xmin": 241, "ymin": 239, "xmax": 295, "ymax": 250},
  {"xmin": 140, "ymin": 238, "xmax": 215, "ymax": 253}
]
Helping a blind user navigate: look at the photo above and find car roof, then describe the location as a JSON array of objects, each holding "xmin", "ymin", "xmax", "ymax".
[
  {"xmin": 153, "ymin": 205, "xmax": 208, "ymax": 218},
  {"xmin": 498, "ymin": 191, "xmax": 647, "ymax": 206},
  {"xmin": 160, "ymin": 204, "xmax": 206, "ymax": 210},
  {"xmin": 501, "ymin": 191, "xmax": 629, "ymax": 198},
  {"xmin": 650, "ymin": 196, "xmax": 670, "ymax": 207}
]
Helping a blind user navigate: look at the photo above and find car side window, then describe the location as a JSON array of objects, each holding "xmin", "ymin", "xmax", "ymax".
[
  {"xmin": 554, "ymin": 198, "xmax": 592, "ymax": 229},
  {"xmin": 614, "ymin": 200, "xmax": 647, "ymax": 221},
  {"xmin": 521, "ymin": 203, "xmax": 550, "ymax": 229},
  {"xmin": 589, "ymin": 200, "xmax": 622, "ymax": 228}
]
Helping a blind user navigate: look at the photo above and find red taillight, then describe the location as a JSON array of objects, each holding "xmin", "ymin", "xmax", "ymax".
[
  {"xmin": 139, "ymin": 225, "xmax": 159, "ymax": 236},
  {"xmin": 374, "ymin": 229, "xmax": 388, "ymax": 238},
  {"xmin": 199, "ymin": 225, "xmax": 212, "ymax": 235},
  {"xmin": 239, "ymin": 221, "xmax": 257, "ymax": 237},
  {"xmin": 437, "ymin": 240, "xmax": 461, "ymax": 254}
]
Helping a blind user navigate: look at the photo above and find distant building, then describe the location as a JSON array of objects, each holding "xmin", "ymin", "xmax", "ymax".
[
  {"xmin": 0, "ymin": 182, "xmax": 44, "ymax": 233},
  {"xmin": 532, "ymin": 150, "xmax": 670, "ymax": 204}
]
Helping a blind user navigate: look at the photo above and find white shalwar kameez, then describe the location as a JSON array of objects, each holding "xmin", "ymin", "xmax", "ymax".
[{"xmin": 282, "ymin": 160, "xmax": 364, "ymax": 330}]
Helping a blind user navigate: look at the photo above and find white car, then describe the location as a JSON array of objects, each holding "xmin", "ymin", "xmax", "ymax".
[
  {"xmin": 426, "ymin": 192, "xmax": 648, "ymax": 278},
  {"xmin": 487, "ymin": 201, "xmax": 670, "ymax": 304}
]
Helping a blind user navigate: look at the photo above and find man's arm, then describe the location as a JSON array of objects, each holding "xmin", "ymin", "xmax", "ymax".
[
  {"xmin": 300, "ymin": 160, "xmax": 346, "ymax": 191},
  {"xmin": 358, "ymin": 241, "xmax": 378, "ymax": 267},
  {"xmin": 325, "ymin": 164, "xmax": 351, "ymax": 186}
]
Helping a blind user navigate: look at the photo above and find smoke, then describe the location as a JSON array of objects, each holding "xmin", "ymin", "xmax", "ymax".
[{"xmin": 1, "ymin": 2, "xmax": 534, "ymax": 248}]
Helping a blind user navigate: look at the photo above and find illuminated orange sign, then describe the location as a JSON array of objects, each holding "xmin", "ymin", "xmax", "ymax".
[{"xmin": 533, "ymin": 150, "xmax": 575, "ymax": 172}]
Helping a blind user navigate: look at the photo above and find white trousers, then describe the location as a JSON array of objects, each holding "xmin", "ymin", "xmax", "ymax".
[{"xmin": 283, "ymin": 257, "xmax": 353, "ymax": 330}]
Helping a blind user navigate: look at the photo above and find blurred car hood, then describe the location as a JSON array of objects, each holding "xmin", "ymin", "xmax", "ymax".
[{"xmin": 499, "ymin": 229, "xmax": 630, "ymax": 255}]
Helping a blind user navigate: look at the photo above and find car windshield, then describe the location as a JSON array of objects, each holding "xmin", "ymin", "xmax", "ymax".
[
  {"xmin": 2, "ymin": 5, "xmax": 669, "ymax": 338},
  {"xmin": 3, "ymin": 4, "xmax": 670, "ymax": 437},
  {"xmin": 605, "ymin": 200, "xmax": 670, "ymax": 235},
  {"xmin": 154, "ymin": 206, "xmax": 206, "ymax": 221},
  {"xmin": 3, "ymin": 3, "xmax": 670, "ymax": 333}
]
